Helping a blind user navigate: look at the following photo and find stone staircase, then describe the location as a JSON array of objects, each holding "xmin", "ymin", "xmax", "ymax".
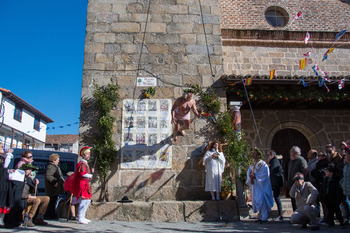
[
  {"xmin": 85, "ymin": 200, "xmax": 240, "ymax": 222},
  {"xmin": 240, "ymin": 197, "xmax": 294, "ymax": 220}
]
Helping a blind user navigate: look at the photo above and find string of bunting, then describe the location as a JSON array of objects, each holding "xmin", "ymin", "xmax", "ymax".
[
  {"xmin": 7, "ymin": 120, "xmax": 80, "ymax": 135},
  {"xmin": 243, "ymin": 7, "xmax": 349, "ymax": 93}
]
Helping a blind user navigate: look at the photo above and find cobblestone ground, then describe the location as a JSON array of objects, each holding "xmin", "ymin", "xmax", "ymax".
[{"xmin": 0, "ymin": 218, "xmax": 347, "ymax": 233}]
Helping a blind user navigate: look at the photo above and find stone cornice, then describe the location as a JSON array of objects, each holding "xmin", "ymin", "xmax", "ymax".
[{"xmin": 221, "ymin": 29, "xmax": 350, "ymax": 48}]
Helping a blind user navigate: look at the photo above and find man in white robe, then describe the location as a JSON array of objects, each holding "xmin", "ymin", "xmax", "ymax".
[
  {"xmin": 246, "ymin": 148, "xmax": 274, "ymax": 223},
  {"xmin": 203, "ymin": 141, "xmax": 226, "ymax": 200}
]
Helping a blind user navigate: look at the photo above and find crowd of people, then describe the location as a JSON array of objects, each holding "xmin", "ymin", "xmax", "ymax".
[
  {"xmin": 0, "ymin": 143, "xmax": 94, "ymax": 228},
  {"xmin": 246, "ymin": 142, "xmax": 350, "ymax": 230}
]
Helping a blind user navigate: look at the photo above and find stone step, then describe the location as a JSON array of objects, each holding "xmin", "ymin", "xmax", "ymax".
[
  {"xmin": 83, "ymin": 200, "xmax": 239, "ymax": 222},
  {"xmin": 240, "ymin": 198, "xmax": 294, "ymax": 219}
]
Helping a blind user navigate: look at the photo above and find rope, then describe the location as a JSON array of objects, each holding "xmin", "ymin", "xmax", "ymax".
[
  {"xmin": 198, "ymin": 0, "xmax": 215, "ymax": 83},
  {"xmin": 133, "ymin": 0, "xmax": 152, "ymax": 99},
  {"xmin": 177, "ymin": 2, "xmax": 184, "ymax": 94}
]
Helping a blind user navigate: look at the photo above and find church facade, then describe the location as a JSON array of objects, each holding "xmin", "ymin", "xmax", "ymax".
[{"xmin": 80, "ymin": 0, "xmax": 350, "ymax": 202}]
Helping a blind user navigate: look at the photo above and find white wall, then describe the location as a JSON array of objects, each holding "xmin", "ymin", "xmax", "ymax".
[{"xmin": 2, "ymin": 98, "xmax": 47, "ymax": 142}]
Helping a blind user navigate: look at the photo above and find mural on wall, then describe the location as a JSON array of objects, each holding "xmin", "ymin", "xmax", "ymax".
[{"xmin": 121, "ymin": 99, "xmax": 172, "ymax": 169}]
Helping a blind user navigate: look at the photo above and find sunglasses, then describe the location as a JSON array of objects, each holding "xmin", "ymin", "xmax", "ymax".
[{"xmin": 27, "ymin": 156, "xmax": 33, "ymax": 159}]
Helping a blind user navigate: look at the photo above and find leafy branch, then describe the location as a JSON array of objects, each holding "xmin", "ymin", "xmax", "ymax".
[{"xmin": 93, "ymin": 80, "xmax": 119, "ymax": 201}]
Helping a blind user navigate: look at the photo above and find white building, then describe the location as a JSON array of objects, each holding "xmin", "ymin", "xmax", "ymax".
[
  {"xmin": 45, "ymin": 134, "xmax": 79, "ymax": 154},
  {"xmin": 0, "ymin": 87, "xmax": 53, "ymax": 149}
]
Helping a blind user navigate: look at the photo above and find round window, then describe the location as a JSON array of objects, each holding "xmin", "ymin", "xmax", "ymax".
[{"xmin": 265, "ymin": 6, "xmax": 289, "ymax": 27}]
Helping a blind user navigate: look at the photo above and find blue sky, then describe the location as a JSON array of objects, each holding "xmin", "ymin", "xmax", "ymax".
[{"xmin": 0, "ymin": 0, "xmax": 88, "ymax": 135}]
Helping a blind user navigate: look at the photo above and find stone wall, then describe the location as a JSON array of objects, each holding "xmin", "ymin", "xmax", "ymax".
[
  {"xmin": 222, "ymin": 46, "xmax": 350, "ymax": 77},
  {"xmin": 220, "ymin": 0, "xmax": 350, "ymax": 31},
  {"xmin": 241, "ymin": 109, "xmax": 350, "ymax": 153},
  {"xmin": 81, "ymin": 0, "xmax": 225, "ymax": 202}
]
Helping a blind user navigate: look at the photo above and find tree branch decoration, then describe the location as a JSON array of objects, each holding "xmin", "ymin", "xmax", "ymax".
[
  {"xmin": 142, "ymin": 87, "xmax": 156, "ymax": 99},
  {"xmin": 93, "ymin": 80, "xmax": 119, "ymax": 201},
  {"xmin": 228, "ymin": 86, "xmax": 349, "ymax": 102},
  {"xmin": 186, "ymin": 84, "xmax": 221, "ymax": 115}
]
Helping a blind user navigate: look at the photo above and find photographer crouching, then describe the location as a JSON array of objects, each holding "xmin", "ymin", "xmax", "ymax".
[{"xmin": 289, "ymin": 172, "xmax": 319, "ymax": 230}]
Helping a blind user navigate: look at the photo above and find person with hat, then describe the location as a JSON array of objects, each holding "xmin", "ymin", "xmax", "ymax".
[
  {"xmin": 20, "ymin": 163, "xmax": 50, "ymax": 227},
  {"xmin": 72, "ymin": 146, "xmax": 94, "ymax": 224},
  {"xmin": 325, "ymin": 143, "xmax": 342, "ymax": 175},
  {"xmin": 320, "ymin": 164, "xmax": 345, "ymax": 227},
  {"xmin": 171, "ymin": 89, "xmax": 201, "ymax": 142},
  {"xmin": 289, "ymin": 172, "xmax": 319, "ymax": 230}
]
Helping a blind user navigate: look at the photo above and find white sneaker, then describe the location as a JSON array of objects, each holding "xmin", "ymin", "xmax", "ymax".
[
  {"xmin": 83, "ymin": 218, "xmax": 91, "ymax": 223},
  {"xmin": 77, "ymin": 219, "xmax": 89, "ymax": 224}
]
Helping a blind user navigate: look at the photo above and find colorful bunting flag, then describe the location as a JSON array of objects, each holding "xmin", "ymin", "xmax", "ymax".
[
  {"xmin": 338, "ymin": 79, "xmax": 345, "ymax": 89},
  {"xmin": 318, "ymin": 78, "xmax": 325, "ymax": 87},
  {"xmin": 325, "ymin": 84, "xmax": 330, "ymax": 93},
  {"xmin": 292, "ymin": 11, "xmax": 303, "ymax": 22},
  {"xmin": 322, "ymin": 47, "xmax": 335, "ymax": 61},
  {"xmin": 303, "ymin": 49, "xmax": 312, "ymax": 57},
  {"xmin": 270, "ymin": 69, "xmax": 275, "ymax": 79},
  {"xmin": 302, "ymin": 78, "xmax": 307, "ymax": 87},
  {"xmin": 245, "ymin": 77, "xmax": 252, "ymax": 86},
  {"xmin": 335, "ymin": 30, "xmax": 347, "ymax": 42},
  {"xmin": 304, "ymin": 31, "xmax": 310, "ymax": 44},
  {"xmin": 299, "ymin": 58, "xmax": 307, "ymax": 70},
  {"xmin": 324, "ymin": 77, "xmax": 331, "ymax": 82},
  {"xmin": 319, "ymin": 69, "xmax": 328, "ymax": 77}
]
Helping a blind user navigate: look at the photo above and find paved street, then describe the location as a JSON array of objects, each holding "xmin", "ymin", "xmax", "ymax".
[{"xmin": 0, "ymin": 218, "xmax": 347, "ymax": 233}]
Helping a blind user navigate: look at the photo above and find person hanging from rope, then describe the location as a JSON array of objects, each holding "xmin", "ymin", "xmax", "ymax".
[{"xmin": 171, "ymin": 89, "xmax": 201, "ymax": 142}]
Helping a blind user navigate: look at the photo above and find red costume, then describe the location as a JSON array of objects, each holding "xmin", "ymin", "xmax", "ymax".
[{"xmin": 64, "ymin": 160, "xmax": 92, "ymax": 199}]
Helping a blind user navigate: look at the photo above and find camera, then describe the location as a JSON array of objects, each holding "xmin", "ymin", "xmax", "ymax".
[{"xmin": 294, "ymin": 176, "xmax": 304, "ymax": 181}]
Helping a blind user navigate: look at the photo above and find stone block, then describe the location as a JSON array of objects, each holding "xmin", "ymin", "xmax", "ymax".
[
  {"xmin": 180, "ymin": 34, "xmax": 197, "ymax": 44},
  {"xmin": 141, "ymin": 22, "xmax": 167, "ymax": 33},
  {"xmin": 84, "ymin": 63, "xmax": 105, "ymax": 71},
  {"xmin": 151, "ymin": 13, "xmax": 172, "ymax": 23},
  {"xmin": 88, "ymin": 3, "xmax": 112, "ymax": 13},
  {"xmin": 96, "ymin": 12, "xmax": 119, "ymax": 23},
  {"xmin": 94, "ymin": 33, "xmax": 116, "ymax": 43},
  {"xmin": 120, "ymin": 170, "xmax": 145, "ymax": 187},
  {"xmin": 153, "ymin": 33, "xmax": 181, "ymax": 44},
  {"xmin": 198, "ymin": 64, "xmax": 212, "ymax": 75},
  {"xmin": 183, "ymin": 201, "xmax": 205, "ymax": 222},
  {"xmin": 150, "ymin": 201, "xmax": 184, "ymax": 222},
  {"xmin": 126, "ymin": 2, "xmax": 143, "ymax": 13},
  {"xmin": 147, "ymin": 44, "xmax": 169, "ymax": 54},
  {"xmin": 111, "ymin": 22, "xmax": 140, "ymax": 32},
  {"xmin": 167, "ymin": 23, "xmax": 193, "ymax": 34},
  {"xmin": 85, "ymin": 42, "xmax": 105, "ymax": 53},
  {"xmin": 149, "ymin": 4, "xmax": 167, "ymax": 14},
  {"xmin": 96, "ymin": 53, "xmax": 113, "ymax": 63},
  {"xmin": 86, "ymin": 22, "xmax": 110, "ymax": 32},
  {"xmin": 116, "ymin": 75, "xmax": 135, "ymax": 87},
  {"xmin": 115, "ymin": 33, "xmax": 134, "ymax": 43},
  {"xmin": 167, "ymin": 5, "xmax": 188, "ymax": 14},
  {"xmin": 160, "ymin": 187, "xmax": 178, "ymax": 200},
  {"xmin": 112, "ymin": 3, "xmax": 127, "ymax": 15}
]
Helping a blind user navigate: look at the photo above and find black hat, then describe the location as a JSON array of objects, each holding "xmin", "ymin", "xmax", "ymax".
[
  {"xmin": 19, "ymin": 163, "xmax": 39, "ymax": 171},
  {"xmin": 326, "ymin": 164, "xmax": 336, "ymax": 173},
  {"xmin": 117, "ymin": 196, "xmax": 133, "ymax": 203}
]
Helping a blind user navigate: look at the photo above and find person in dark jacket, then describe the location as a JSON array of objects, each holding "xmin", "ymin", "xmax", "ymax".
[
  {"xmin": 45, "ymin": 153, "xmax": 65, "ymax": 220},
  {"xmin": 287, "ymin": 146, "xmax": 307, "ymax": 211},
  {"xmin": 267, "ymin": 150, "xmax": 284, "ymax": 221},
  {"xmin": 320, "ymin": 164, "xmax": 345, "ymax": 227},
  {"xmin": 311, "ymin": 152, "xmax": 330, "ymax": 220}
]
